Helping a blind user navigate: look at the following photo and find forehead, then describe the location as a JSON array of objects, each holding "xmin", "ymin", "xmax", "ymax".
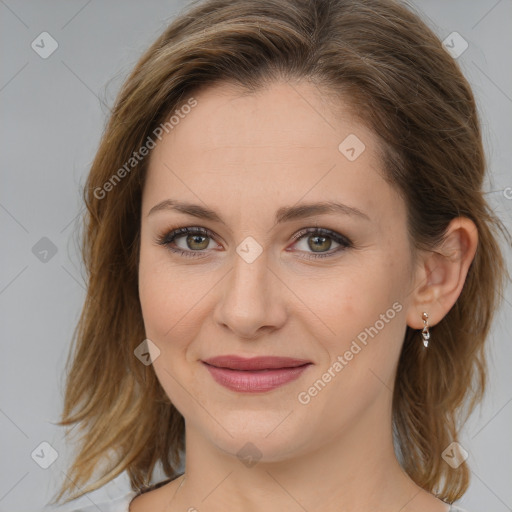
[
  {"xmin": 162, "ymin": 80, "xmax": 366, "ymax": 153},
  {"xmin": 142, "ymin": 80, "xmax": 400, "ymax": 228}
]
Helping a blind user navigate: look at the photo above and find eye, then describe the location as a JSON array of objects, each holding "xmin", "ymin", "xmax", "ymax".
[
  {"xmin": 155, "ymin": 226, "xmax": 218, "ymax": 258},
  {"xmin": 288, "ymin": 227, "xmax": 353, "ymax": 259},
  {"xmin": 155, "ymin": 226, "xmax": 353, "ymax": 259}
]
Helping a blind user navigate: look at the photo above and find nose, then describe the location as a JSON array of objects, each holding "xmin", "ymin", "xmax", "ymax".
[{"xmin": 213, "ymin": 244, "xmax": 287, "ymax": 339}]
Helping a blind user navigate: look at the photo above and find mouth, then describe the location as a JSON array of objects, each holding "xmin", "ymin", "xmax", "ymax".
[
  {"xmin": 202, "ymin": 355, "xmax": 312, "ymax": 370},
  {"xmin": 201, "ymin": 355, "xmax": 312, "ymax": 392}
]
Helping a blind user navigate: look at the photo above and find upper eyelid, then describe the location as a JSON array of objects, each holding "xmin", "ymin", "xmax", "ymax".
[{"xmin": 164, "ymin": 226, "xmax": 350, "ymax": 247}]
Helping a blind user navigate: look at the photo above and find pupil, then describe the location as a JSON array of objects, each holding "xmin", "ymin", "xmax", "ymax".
[
  {"xmin": 189, "ymin": 234, "xmax": 208, "ymax": 250},
  {"xmin": 309, "ymin": 235, "xmax": 331, "ymax": 252}
]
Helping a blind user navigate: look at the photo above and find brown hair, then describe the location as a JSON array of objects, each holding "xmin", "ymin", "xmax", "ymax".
[{"xmin": 53, "ymin": 0, "xmax": 510, "ymax": 505}]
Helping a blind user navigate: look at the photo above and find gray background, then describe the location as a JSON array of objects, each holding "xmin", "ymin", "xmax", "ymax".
[{"xmin": 1, "ymin": 1, "xmax": 511, "ymax": 511}]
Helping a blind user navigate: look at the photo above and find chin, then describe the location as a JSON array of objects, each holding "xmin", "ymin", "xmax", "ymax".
[{"xmin": 200, "ymin": 412, "xmax": 316, "ymax": 464}]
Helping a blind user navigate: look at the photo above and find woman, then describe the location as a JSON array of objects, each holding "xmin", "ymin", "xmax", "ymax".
[{"xmin": 51, "ymin": 0, "xmax": 509, "ymax": 511}]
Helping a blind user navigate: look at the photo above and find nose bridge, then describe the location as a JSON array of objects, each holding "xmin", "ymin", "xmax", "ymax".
[
  {"xmin": 214, "ymin": 239, "xmax": 283, "ymax": 337},
  {"xmin": 228, "ymin": 242, "xmax": 270, "ymax": 313}
]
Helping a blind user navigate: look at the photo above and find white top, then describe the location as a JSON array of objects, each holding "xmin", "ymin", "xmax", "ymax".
[
  {"xmin": 63, "ymin": 489, "xmax": 138, "ymax": 511},
  {"xmin": 64, "ymin": 491, "xmax": 471, "ymax": 512}
]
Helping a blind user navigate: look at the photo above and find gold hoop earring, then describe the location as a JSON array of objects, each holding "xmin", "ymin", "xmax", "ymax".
[{"xmin": 421, "ymin": 312, "xmax": 430, "ymax": 348}]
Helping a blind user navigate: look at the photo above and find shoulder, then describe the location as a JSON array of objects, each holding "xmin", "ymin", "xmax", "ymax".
[
  {"xmin": 57, "ymin": 476, "xmax": 180, "ymax": 512},
  {"xmin": 58, "ymin": 489, "xmax": 139, "ymax": 512},
  {"xmin": 449, "ymin": 505, "xmax": 473, "ymax": 512},
  {"xmin": 129, "ymin": 475, "xmax": 183, "ymax": 512}
]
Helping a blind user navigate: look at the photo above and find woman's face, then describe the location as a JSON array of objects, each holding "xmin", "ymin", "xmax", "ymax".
[{"xmin": 138, "ymin": 80, "xmax": 417, "ymax": 461}]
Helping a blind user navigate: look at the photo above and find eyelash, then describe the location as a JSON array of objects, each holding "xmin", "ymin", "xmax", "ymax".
[{"xmin": 155, "ymin": 226, "xmax": 353, "ymax": 260}]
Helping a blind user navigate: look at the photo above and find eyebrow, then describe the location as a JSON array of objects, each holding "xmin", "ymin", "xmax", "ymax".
[{"xmin": 147, "ymin": 199, "xmax": 370, "ymax": 225}]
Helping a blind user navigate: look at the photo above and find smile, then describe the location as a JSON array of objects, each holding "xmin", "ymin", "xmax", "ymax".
[{"xmin": 201, "ymin": 356, "xmax": 313, "ymax": 392}]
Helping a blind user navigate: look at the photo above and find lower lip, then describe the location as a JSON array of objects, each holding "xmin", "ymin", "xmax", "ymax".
[{"xmin": 203, "ymin": 363, "xmax": 311, "ymax": 392}]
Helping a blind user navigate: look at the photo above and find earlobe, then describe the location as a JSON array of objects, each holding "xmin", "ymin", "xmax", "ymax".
[{"xmin": 405, "ymin": 217, "xmax": 478, "ymax": 330}]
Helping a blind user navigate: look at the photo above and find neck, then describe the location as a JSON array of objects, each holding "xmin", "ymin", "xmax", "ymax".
[{"xmin": 166, "ymin": 393, "xmax": 443, "ymax": 512}]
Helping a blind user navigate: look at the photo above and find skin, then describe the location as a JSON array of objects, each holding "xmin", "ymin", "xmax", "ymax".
[{"xmin": 133, "ymin": 80, "xmax": 478, "ymax": 512}]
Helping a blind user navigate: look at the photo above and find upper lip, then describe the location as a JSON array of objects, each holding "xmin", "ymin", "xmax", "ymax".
[{"xmin": 202, "ymin": 355, "xmax": 312, "ymax": 371}]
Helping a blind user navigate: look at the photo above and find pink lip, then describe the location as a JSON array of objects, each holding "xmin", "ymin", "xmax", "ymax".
[{"xmin": 202, "ymin": 355, "xmax": 312, "ymax": 393}]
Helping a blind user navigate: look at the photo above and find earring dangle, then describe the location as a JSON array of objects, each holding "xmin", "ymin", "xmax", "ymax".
[{"xmin": 421, "ymin": 312, "xmax": 430, "ymax": 348}]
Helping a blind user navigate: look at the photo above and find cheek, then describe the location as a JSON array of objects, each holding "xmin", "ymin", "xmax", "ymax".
[
  {"xmin": 138, "ymin": 244, "xmax": 212, "ymax": 358},
  {"xmin": 138, "ymin": 251, "xmax": 201, "ymax": 411},
  {"xmin": 293, "ymin": 262, "xmax": 394, "ymax": 335},
  {"xmin": 296, "ymin": 280, "xmax": 406, "ymax": 438},
  {"xmin": 138, "ymin": 244, "xmax": 183, "ymax": 343},
  {"xmin": 297, "ymin": 255, "xmax": 407, "ymax": 381},
  {"xmin": 138, "ymin": 252, "xmax": 164, "ymax": 336}
]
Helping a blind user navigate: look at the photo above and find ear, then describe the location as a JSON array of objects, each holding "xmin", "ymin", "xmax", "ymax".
[{"xmin": 405, "ymin": 217, "xmax": 479, "ymax": 329}]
